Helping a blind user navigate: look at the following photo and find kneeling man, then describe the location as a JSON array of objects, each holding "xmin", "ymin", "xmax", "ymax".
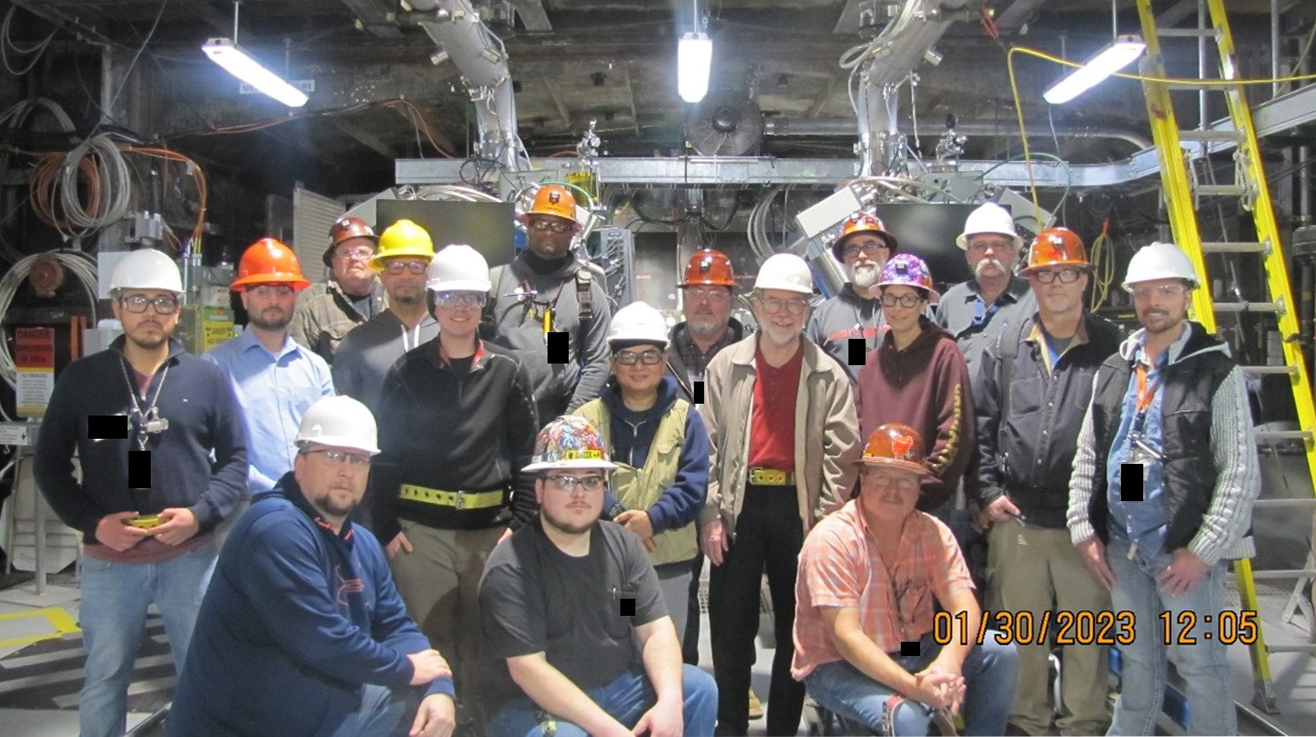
[{"xmin": 793, "ymin": 423, "xmax": 1017, "ymax": 736}]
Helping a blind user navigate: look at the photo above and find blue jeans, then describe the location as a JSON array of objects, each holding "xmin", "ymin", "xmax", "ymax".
[
  {"xmin": 331, "ymin": 683, "xmax": 423, "ymax": 737},
  {"xmin": 484, "ymin": 664, "xmax": 718, "ymax": 736},
  {"xmin": 1105, "ymin": 539, "xmax": 1236, "ymax": 736},
  {"xmin": 78, "ymin": 541, "xmax": 217, "ymax": 737},
  {"xmin": 803, "ymin": 633, "xmax": 1017, "ymax": 736}
]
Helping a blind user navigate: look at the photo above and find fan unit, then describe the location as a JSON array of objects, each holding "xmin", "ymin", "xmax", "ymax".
[{"xmin": 685, "ymin": 93, "xmax": 764, "ymax": 156}]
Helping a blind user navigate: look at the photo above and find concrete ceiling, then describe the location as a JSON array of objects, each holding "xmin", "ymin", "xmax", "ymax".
[{"xmin": 6, "ymin": 0, "xmax": 1313, "ymax": 195}]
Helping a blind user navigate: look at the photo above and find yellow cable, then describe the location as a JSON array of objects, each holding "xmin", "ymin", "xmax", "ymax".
[{"xmin": 1006, "ymin": 46, "xmax": 1040, "ymax": 210}]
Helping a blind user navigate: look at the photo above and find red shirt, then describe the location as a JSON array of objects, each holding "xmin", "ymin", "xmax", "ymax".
[{"xmin": 747, "ymin": 341, "xmax": 803, "ymax": 472}]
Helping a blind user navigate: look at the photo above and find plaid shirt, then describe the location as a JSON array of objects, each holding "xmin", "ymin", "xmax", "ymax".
[
  {"xmin": 289, "ymin": 278, "xmax": 386, "ymax": 365},
  {"xmin": 791, "ymin": 498, "xmax": 973, "ymax": 680},
  {"xmin": 672, "ymin": 324, "xmax": 739, "ymax": 384}
]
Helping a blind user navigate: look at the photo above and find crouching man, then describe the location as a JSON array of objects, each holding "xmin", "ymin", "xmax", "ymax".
[
  {"xmin": 478, "ymin": 415, "xmax": 718, "ymax": 736},
  {"xmin": 792, "ymin": 424, "xmax": 1017, "ymax": 736},
  {"xmin": 170, "ymin": 396, "xmax": 456, "ymax": 737}
]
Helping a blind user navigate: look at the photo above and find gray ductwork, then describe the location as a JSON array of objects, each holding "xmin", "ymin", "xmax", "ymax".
[
  {"xmin": 764, "ymin": 117, "xmax": 1154, "ymax": 150},
  {"xmin": 404, "ymin": 0, "xmax": 520, "ymax": 169}
]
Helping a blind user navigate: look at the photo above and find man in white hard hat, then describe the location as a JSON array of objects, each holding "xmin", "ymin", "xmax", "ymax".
[
  {"xmin": 478, "ymin": 415, "xmax": 717, "ymax": 736},
  {"xmin": 291, "ymin": 215, "xmax": 387, "ymax": 364},
  {"xmin": 171, "ymin": 396, "xmax": 457, "ymax": 737},
  {"xmin": 33, "ymin": 248, "xmax": 248, "ymax": 737},
  {"xmin": 1068, "ymin": 242, "xmax": 1259, "ymax": 736},
  {"xmin": 935, "ymin": 202, "xmax": 1038, "ymax": 385},
  {"xmin": 700, "ymin": 253, "xmax": 861, "ymax": 735},
  {"xmin": 332, "ymin": 219, "xmax": 439, "ymax": 414},
  {"xmin": 574, "ymin": 301, "xmax": 711, "ymax": 639},
  {"xmin": 370, "ymin": 244, "xmax": 539, "ymax": 712}
]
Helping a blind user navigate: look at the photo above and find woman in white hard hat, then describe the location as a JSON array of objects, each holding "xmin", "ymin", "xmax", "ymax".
[{"xmin": 573, "ymin": 300, "xmax": 711, "ymax": 639}]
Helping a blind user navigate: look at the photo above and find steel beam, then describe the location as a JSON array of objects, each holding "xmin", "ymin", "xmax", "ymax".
[{"xmin": 512, "ymin": 0, "xmax": 552, "ymax": 32}]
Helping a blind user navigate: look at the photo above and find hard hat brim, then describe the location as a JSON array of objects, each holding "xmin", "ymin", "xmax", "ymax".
[
  {"xmin": 522, "ymin": 459, "xmax": 618, "ymax": 473},
  {"xmin": 426, "ymin": 279, "xmax": 493, "ymax": 293},
  {"xmin": 956, "ymin": 232, "xmax": 1025, "ymax": 251},
  {"xmin": 852, "ymin": 456, "xmax": 932, "ymax": 476},
  {"xmin": 231, "ymin": 274, "xmax": 312, "ymax": 291},
  {"xmin": 297, "ymin": 438, "xmax": 381, "ymax": 456},
  {"xmin": 1020, "ymin": 261, "xmax": 1093, "ymax": 275}
]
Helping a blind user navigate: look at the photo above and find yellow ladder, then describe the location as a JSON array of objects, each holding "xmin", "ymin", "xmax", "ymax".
[{"xmin": 1137, "ymin": 0, "xmax": 1316, "ymax": 715}]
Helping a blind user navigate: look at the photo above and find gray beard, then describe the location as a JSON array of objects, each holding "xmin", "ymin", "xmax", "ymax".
[{"xmin": 850, "ymin": 263, "xmax": 880, "ymax": 290}]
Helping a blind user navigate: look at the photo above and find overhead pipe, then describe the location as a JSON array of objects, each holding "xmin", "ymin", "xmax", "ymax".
[
  {"xmin": 402, "ymin": 0, "xmax": 520, "ymax": 170},
  {"xmin": 763, "ymin": 117, "xmax": 1153, "ymax": 150}
]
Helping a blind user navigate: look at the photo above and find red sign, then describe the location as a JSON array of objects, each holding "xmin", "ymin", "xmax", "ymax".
[{"xmin": 15, "ymin": 327, "xmax": 55, "ymax": 369}]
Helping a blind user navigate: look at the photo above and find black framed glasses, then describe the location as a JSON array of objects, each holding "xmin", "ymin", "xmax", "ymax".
[
  {"xmin": 434, "ymin": 291, "xmax": 487, "ymax": 309},
  {"xmin": 880, "ymin": 292, "xmax": 923, "ymax": 308},
  {"xmin": 545, "ymin": 474, "xmax": 607, "ymax": 492},
  {"xmin": 755, "ymin": 295, "xmax": 810, "ymax": 316},
  {"xmin": 247, "ymin": 284, "xmax": 295, "ymax": 297},
  {"xmin": 843, "ymin": 242, "xmax": 889, "ymax": 259},
  {"xmin": 384, "ymin": 260, "xmax": 429, "ymax": 275},
  {"xmin": 529, "ymin": 219, "xmax": 574, "ymax": 234},
  {"xmin": 614, "ymin": 349, "xmax": 664, "ymax": 366},
  {"xmin": 304, "ymin": 449, "xmax": 371, "ymax": 467},
  {"xmin": 1032, "ymin": 268, "xmax": 1083, "ymax": 284},
  {"xmin": 119, "ymin": 294, "xmax": 179, "ymax": 315}
]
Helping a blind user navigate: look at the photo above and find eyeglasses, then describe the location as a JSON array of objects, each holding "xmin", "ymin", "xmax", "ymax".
[
  {"xmin": 1032, "ymin": 268, "xmax": 1084, "ymax": 284},
  {"xmin": 966, "ymin": 239, "xmax": 1015, "ymax": 254},
  {"xmin": 334, "ymin": 246, "xmax": 374, "ymax": 261},
  {"xmin": 685, "ymin": 287, "xmax": 731, "ymax": 303},
  {"xmin": 384, "ymin": 260, "xmax": 429, "ymax": 275},
  {"xmin": 119, "ymin": 294, "xmax": 179, "ymax": 315},
  {"xmin": 1131, "ymin": 283, "xmax": 1189, "ymax": 302},
  {"xmin": 304, "ymin": 449, "xmax": 372, "ymax": 467},
  {"xmin": 880, "ymin": 292, "xmax": 923, "ymax": 308},
  {"xmin": 433, "ymin": 291, "xmax": 487, "ymax": 309},
  {"xmin": 755, "ymin": 295, "xmax": 810, "ymax": 316},
  {"xmin": 545, "ymin": 474, "xmax": 607, "ymax": 492},
  {"xmin": 843, "ymin": 242, "xmax": 890, "ymax": 259},
  {"xmin": 614, "ymin": 349, "xmax": 664, "ymax": 366},
  {"xmin": 247, "ymin": 284, "xmax": 295, "ymax": 297},
  {"xmin": 529, "ymin": 219, "xmax": 574, "ymax": 234},
  {"xmin": 861, "ymin": 468, "xmax": 919, "ymax": 491}
]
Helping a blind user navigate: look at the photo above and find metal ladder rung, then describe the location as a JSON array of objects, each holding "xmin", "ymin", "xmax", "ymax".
[
  {"xmin": 1249, "ymin": 569, "xmax": 1316, "ymax": 580},
  {"xmin": 1252, "ymin": 498, "xmax": 1316, "ymax": 508},
  {"xmin": 1241, "ymin": 365, "xmax": 1298, "ymax": 375},
  {"xmin": 1179, "ymin": 129, "xmax": 1244, "ymax": 142},
  {"xmin": 1213, "ymin": 301, "xmax": 1282, "ymax": 314},
  {"xmin": 1157, "ymin": 27, "xmax": 1218, "ymax": 38},
  {"xmin": 1201, "ymin": 241, "xmax": 1268, "ymax": 254},
  {"xmin": 1254, "ymin": 429, "xmax": 1313, "ymax": 442},
  {"xmin": 1196, "ymin": 183, "xmax": 1251, "ymax": 197},
  {"xmin": 1266, "ymin": 644, "xmax": 1316, "ymax": 653}
]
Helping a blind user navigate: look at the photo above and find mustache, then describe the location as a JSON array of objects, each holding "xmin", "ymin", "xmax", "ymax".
[{"xmin": 974, "ymin": 259, "xmax": 1006, "ymax": 276}]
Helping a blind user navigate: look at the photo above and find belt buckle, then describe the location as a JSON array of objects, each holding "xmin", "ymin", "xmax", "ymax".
[
  {"xmin": 453, "ymin": 491, "xmax": 467, "ymax": 510},
  {"xmin": 753, "ymin": 468, "xmax": 784, "ymax": 485}
]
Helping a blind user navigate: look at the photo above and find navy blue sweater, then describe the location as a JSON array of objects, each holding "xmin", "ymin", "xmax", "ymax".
[
  {"xmin": 598, "ymin": 375, "xmax": 710, "ymax": 534},
  {"xmin": 170, "ymin": 473, "xmax": 454, "ymax": 736},
  {"xmin": 34, "ymin": 337, "xmax": 247, "ymax": 540}
]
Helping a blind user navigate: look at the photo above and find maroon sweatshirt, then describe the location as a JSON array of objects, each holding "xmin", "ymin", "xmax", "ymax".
[{"xmin": 854, "ymin": 318, "xmax": 975, "ymax": 510}]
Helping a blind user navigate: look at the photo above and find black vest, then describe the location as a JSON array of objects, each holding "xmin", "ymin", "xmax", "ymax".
[{"xmin": 1085, "ymin": 323, "xmax": 1239, "ymax": 550}]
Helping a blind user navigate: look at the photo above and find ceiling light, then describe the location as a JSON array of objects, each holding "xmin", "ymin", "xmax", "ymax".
[
  {"xmin": 1043, "ymin": 35, "xmax": 1145, "ymax": 105},
  {"xmin": 678, "ymin": 32, "xmax": 713, "ymax": 104},
  {"xmin": 202, "ymin": 38, "xmax": 308, "ymax": 108}
]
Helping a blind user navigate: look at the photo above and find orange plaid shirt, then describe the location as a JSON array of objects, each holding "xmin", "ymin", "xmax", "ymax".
[{"xmin": 791, "ymin": 497, "xmax": 973, "ymax": 680}]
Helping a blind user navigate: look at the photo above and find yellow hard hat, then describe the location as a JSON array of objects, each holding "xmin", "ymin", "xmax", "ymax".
[{"xmin": 372, "ymin": 219, "xmax": 435, "ymax": 270}]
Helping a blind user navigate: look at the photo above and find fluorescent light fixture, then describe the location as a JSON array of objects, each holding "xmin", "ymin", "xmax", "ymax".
[
  {"xmin": 201, "ymin": 38, "xmax": 308, "ymax": 107},
  {"xmin": 1043, "ymin": 35, "xmax": 1146, "ymax": 105},
  {"xmin": 678, "ymin": 32, "xmax": 713, "ymax": 104}
]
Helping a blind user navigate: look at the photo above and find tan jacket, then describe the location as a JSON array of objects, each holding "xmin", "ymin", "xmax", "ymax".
[{"xmin": 699, "ymin": 334, "xmax": 860, "ymax": 538}]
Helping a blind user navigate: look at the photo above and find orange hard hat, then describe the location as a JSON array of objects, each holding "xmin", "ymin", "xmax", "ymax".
[
  {"xmin": 854, "ymin": 423, "xmax": 930, "ymax": 476},
  {"xmin": 324, "ymin": 216, "xmax": 378, "ymax": 267},
  {"xmin": 832, "ymin": 212, "xmax": 898, "ymax": 261},
  {"xmin": 681, "ymin": 249, "xmax": 736, "ymax": 288},
  {"xmin": 232, "ymin": 238, "xmax": 312, "ymax": 292},
  {"xmin": 1023, "ymin": 227, "xmax": 1090, "ymax": 274},
  {"xmin": 519, "ymin": 185, "xmax": 580, "ymax": 230}
]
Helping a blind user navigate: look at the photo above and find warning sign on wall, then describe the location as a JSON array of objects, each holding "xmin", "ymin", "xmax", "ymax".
[{"xmin": 15, "ymin": 327, "xmax": 55, "ymax": 417}]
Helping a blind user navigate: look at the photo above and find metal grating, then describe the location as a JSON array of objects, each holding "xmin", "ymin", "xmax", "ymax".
[{"xmin": 292, "ymin": 187, "xmax": 345, "ymax": 283}]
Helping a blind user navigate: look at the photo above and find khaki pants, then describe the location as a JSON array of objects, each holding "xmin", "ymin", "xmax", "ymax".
[
  {"xmin": 389, "ymin": 520, "xmax": 505, "ymax": 694},
  {"xmin": 986, "ymin": 522, "xmax": 1112, "ymax": 736}
]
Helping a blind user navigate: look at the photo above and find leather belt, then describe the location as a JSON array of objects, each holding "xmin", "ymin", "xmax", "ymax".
[
  {"xmin": 748, "ymin": 467, "xmax": 794, "ymax": 486},
  {"xmin": 399, "ymin": 484, "xmax": 506, "ymax": 510}
]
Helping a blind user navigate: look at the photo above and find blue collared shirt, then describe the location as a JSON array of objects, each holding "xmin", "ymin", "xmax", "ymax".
[
  {"xmin": 204, "ymin": 329, "xmax": 334, "ymax": 495},
  {"xmin": 1104, "ymin": 329, "xmax": 1190, "ymax": 556}
]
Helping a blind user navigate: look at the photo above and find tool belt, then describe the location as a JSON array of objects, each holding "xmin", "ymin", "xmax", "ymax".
[
  {"xmin": 398, "ymin": 484, "xmax": 507, "ymax": 510},
  {"xmin": 748, "ymin": 467, "xmax": 795, "ymax": 486}
]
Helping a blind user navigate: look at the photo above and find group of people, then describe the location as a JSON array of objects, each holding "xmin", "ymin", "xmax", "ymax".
[{"xmin": 30, "ymin": 187, "xmax": 1258, "ymax": 737}]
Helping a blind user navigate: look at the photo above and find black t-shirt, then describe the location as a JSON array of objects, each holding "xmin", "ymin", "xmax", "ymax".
[{"xmin": 478, "ymin": 518, "xmax": 667, "ymax": 703}]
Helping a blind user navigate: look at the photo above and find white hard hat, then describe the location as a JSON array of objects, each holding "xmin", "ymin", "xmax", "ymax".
[
  {"xmin": 425, "ymin": 244, "xmax": 492, "ymax": 293},
  {"xmin": 295, "ymin": 396, "xmax": 381, "ymax": 456},
  {"xmin": 109, "ymin": 249, "xmax": 183, "ymax": 294},
  {"xmin": 956, "ymin": 202, "xmax": 1023, "ymax": 250},
  {"xmin": 608, "ymin": 302, "xmax": 669, "ymax": 347},
  {"xmin": 1122, "ymin": 241, "xmax": 1200, "ymax": 291},
  {"xmin": 754, "ymin": 253, "xmax": 814, "ymax": 295}
]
